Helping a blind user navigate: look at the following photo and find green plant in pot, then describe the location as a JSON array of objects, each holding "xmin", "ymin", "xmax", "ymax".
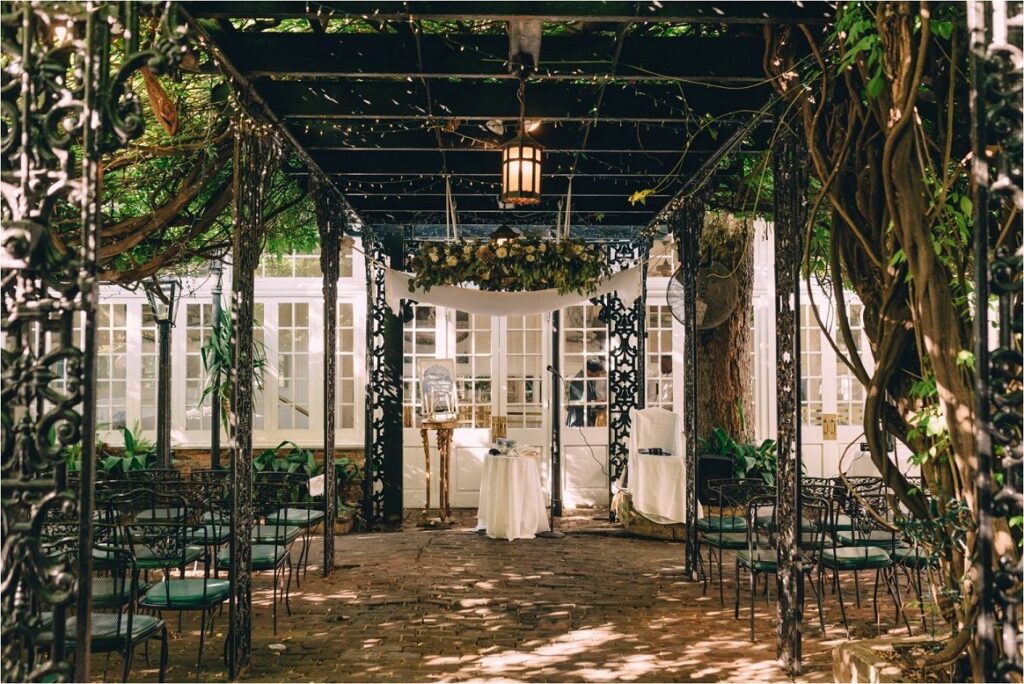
[
  {"xmin": 98, "ymin": 424, "xmax": 158, "ymax": 478},
  {"xmin": 254, "ymin": 440, "xmax": 319, "ymax": 477},
  {"xmin": 699, "ymin": 426, "xmax": 778, "ymax": 487}
]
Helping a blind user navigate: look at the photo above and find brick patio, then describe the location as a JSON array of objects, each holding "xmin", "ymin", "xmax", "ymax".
[{"xmin": 116, "ymin": 509, "xmax": 921, "ymax": 683}]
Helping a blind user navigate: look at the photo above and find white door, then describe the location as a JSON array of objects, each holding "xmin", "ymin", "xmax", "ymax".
[{"xmin": 559, "ymin": 303, "xmax": 610, "ymax": 506}]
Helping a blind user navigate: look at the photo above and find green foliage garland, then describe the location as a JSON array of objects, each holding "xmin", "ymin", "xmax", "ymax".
[{"xmin": 408, "ymin": 238, "xmax": 610, "ymax": 296}]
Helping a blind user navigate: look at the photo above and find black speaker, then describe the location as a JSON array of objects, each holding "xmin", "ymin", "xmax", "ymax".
[{"xmin": 697, "ymin": 454, "xmax": 735, "ymax": 505}]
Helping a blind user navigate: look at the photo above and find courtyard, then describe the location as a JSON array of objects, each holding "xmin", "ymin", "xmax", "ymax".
[{"xmin": 2, "ymin": 1, "xmax": 1020, "ymax": 682}]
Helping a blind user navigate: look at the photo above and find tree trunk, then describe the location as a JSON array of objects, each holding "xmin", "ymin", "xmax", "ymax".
[{"xmin": 696, "ymin": 214, "xmax": 754, "ymax": 443}]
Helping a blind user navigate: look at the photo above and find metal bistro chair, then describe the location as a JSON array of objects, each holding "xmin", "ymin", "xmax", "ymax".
[
  {"xmin": 818, "ymin": 490, "xmax": 910, "ymax": 637},
  {"xmin": 698, "ymin": 478, "xmax": 773, "ymax": 605},
  {"xmin": 131, "ymin": 518, "xmax": 228, "ymax": 671},
  {"xmin": 217, "ymin": 480, "xmax": 298, "ymax": 634},
  {"xmin": 42, "ymin": 531, "xmax": 169, "ymax": 682},
  {"xmin": 259, "ymin": 470, "xmax": 324, "ymax": 583},
  {"xmin": 733, "ymin": 494, "xmax": 830, "ymax": 641}
]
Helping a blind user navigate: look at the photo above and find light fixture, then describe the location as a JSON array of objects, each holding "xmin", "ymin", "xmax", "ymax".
[
  {"xmin": 145, "ymin": 276, "xmax": 180, "ymax": 324},
  {"xmin": 500, "ymin": 132, "xmax": 543, "ymax": 206},
  {"xmin": 499, "ymin": 73, "xmax": 543, "ymax": 206},
  {"xmin": 490, "ymin": 223, "xmax": 520, "ymax": 244},
  {"xmin": 524, "ymin": 119, "xmax": 541, "ymax": 133}
]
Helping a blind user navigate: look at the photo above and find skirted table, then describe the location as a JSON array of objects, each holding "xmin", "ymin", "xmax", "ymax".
[{"xmin": 475, "ymin": 452, "xmax": 550, "ymax": 541}]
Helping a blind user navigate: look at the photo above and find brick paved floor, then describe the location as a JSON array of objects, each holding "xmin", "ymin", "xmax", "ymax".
[{"xmin": 115, "ymin": 508, "xmax": 926, "ymax": 683}]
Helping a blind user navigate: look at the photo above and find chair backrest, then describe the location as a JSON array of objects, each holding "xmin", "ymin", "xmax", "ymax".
[
  {"xmin": 254, "ymin": 481, "xmax": 294, "ymax": 548},
  {"xmin": 632, "ymin": 407, "xmax": 681, "ymax": 454},
  {"xmin": 190, "ymin": 468, "xmax": 229, "ymax": 483},
  {"xmin": 744, "ymin": 494, "xmax": 776, "ymax": 555},
  {"xmin": 126, "ymin": 468, "xmax": 182, "ymax": 482},
  {"xmin": 107, "ymin": 487, "xmax": 191, "ymax": 525},
  {"xmin": 799, "ymin": 495, "xmax": 829, "ymax": 557}
]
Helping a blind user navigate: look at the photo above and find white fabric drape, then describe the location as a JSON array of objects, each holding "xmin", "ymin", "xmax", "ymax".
[
  {"xmin": 625, "ymin": 406, "xmax": 699, "ymax": 525},
  {"xmin": 475, "ymin": 454, "xmax": 550, "ymax": 541},
  {"xmin": 381, "ymin": 263, "xmax": 643, "ymax": 316}
]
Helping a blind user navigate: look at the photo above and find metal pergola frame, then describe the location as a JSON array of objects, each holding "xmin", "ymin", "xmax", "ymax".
[{"xmin": 3, "ymin": 2, "xmax": 1020, "ymax": 682}]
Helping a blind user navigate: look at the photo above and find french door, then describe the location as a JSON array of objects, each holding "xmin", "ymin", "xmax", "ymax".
[{"xmin": 402, "ymin": 307, "xmax": 549, "ymax": 508}]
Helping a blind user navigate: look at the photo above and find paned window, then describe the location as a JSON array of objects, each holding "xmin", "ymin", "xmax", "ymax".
[
  {"xmin": 454, "ymin": 312, "xmax": 492, "ymax": 428},
  {"xmin": 96, "ymin": 304, "xmax": 128, "ymax": 431},
  {"xmin": 836, "ymin": 303, "xmax": 867, "ymax": 425},
  {"xmin": 403, "ymin": 305, "xmax": 438, "ymax": 427},
  {"xmin": 335, "ymin": 302, "xmax": 356, "ymax": 430},
  {"xmin": 277, "ymin": 303, "xmax": 310, "ymax": 429},
  {"xmin": 646, "ymin": 305, "xmax": 674, "ymax": 410},
  {"xmin": 563, "ymin": 304, "xmax": 608, "ymax": 427},
  {"xmin": 506, "ymin": 314, "xmax": 544, "ymax": 428},
  {"xmin": 140, "ymin": 305, "xmax": 158, "ymax": 432},
  {"xmin": 800, "ymin": 304, "xmax": 823, "ymax": 425},
  {"xmin": 184, "ymin": 303, "xmax": 214, "ymax": 431}
]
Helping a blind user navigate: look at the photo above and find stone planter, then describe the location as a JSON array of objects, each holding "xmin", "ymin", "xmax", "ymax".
[{"xmin": 833, "ymin": 635, "xmax": 937, "ymax": 683}]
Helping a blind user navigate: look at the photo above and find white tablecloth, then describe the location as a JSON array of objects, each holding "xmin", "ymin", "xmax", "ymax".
[{"xmin": 476, "ymin": 454, "xmax": 550, "ymax": 541}]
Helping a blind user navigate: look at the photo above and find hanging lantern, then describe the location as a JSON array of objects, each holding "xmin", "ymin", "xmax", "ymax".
[{"xmin": 500, "ymin": 132, "xmax": 543, "ymax": 206}]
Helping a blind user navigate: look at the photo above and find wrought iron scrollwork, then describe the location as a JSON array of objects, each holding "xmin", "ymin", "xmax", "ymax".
[
  {"xmin": 312, "ymin": 175, "xmax": 343, "ymax": 574},
  {"xmin": 363, "ymin": 232, "xmax": 396, "ymax": 529},
  {"xmin": 1, "ymin": 3, "xmax": 183, "ymax": 681},
  {"xmin": 599, "ymin": 240, "xmax": 649, "ymax": 506},
  {"xmin": 772, "ymin": 117, "xmax": 808, "ymax": 674},
  {"xmin": 969, "ymin": 1, "xmax": 1023, "ymax": 680},
  {"xmin": 671, "ymin": 200, "xmax": 704, "ymax": 578},
  {"xmin": 228, "ymin": 119, "xmax": 283, "ymax": 678}
]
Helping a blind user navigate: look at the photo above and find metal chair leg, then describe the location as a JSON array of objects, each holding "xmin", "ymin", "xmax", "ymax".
[
  {"xmin": 749, "ymin": 567, "xmax": 756, "ymax": 642},
  {"xmin": 734, "ymin": 559, "xmax": 741, "ymax": 619},
  {"xmin": 121, "ymin": 646, "xmax": 135, "ymax": 682},
  {"xmin": 159, "ymin": 625, "xmax": 169, "ymax": 683},
  {"xmin": 835, "ymin": 569, "xmax": 851, "ymax": 639},
  {"xmin": 872, "ymin": 568, "xmax": 882, "ymax": 630}
]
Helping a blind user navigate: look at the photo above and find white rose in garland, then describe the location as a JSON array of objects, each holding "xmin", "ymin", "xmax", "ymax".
[{"xmin": 408, "ymin": 237, "xmax": 610, "ymax": 296}]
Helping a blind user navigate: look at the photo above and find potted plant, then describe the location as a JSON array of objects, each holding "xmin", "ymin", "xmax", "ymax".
[
  {"xmin": 699, "ymin": 426, "xmax": 778, "ymax": 486},
  {"xmin": 98, "ymin": 424, "xmax": 158, "ymax": 478}
]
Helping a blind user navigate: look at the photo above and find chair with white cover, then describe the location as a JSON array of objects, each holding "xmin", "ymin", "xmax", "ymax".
[{"xmin": 623, "ymin": 406, "xmax": 688, "ymax": 524}]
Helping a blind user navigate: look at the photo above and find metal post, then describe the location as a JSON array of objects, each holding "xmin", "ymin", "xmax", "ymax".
[
  {"xmin": 211, "ymin": 261, "xmax": 224, "ymax": 469},
  {"xmin": 672, "ymin": 200, "xmax": 704, "ymax": 579},
  {"xmin": 157, "ymin": 319, "xmax": 172, "ymax": 468},
  {"xmin": 968, "ymin": 2, "xmax": 1023, "ymax": 680},
  {"xmin": 773, "ymin": 116, "xmax": 808, "ymax": 675},
  {"xmin": 313, "ymin": 175, "xmax": 340, "ymax": 573},
  {"xmin": 550, "ymin": 310, "xmax": 563, "ymax": 517},
  {"xmin": 228, "ymin": 120, "xmax": 282, "ymax": 679}
]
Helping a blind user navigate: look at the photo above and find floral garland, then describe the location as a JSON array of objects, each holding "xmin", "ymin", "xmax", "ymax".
[{"xmin": 408, "ymin": 237, "xmax": 610, "ymax": 296}]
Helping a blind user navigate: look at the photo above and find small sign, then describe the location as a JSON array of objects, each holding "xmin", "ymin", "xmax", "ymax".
[{"xmin": 418, "ymin": 358, "xmax": 458, "ymax": 421}]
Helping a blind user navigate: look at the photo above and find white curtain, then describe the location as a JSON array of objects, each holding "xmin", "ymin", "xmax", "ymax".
[{"xmin": 381, "ymin": 264, "xmax": 643, "ymax": 316}]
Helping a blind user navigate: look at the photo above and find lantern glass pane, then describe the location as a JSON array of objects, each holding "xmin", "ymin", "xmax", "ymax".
[
  {"xmin": 508, "ymin": 160, "xmax": 521, "ymax": 192},
  {"xmin": 533, "ymin": 162, "xmax": 541, "ymax": 194}
]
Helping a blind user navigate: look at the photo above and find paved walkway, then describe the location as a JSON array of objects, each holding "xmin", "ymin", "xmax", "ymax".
[{"xmin": 118, "ymin": 509, "xmax": 917, "ymax": 682}]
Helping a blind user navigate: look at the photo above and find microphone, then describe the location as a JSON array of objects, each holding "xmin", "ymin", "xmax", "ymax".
[{"xmin": 546, "ymin": 364, "xmax": 564, "ymax": 380}]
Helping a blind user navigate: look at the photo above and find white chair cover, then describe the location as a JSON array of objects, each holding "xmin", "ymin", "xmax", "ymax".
[{"xmin": 626, "ymin": 407, "xmax": 688, "ymax": 524}]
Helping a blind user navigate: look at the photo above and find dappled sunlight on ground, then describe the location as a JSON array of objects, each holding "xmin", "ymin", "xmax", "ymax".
[{"xmin": 112, "ymin": 509, "xmax": 927, "ymax": 682}]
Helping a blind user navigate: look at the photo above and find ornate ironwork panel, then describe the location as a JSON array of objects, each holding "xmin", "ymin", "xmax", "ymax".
[
  {"xmin": 671, "ymin": 200, "xmax": 704, "ymax": 578},
  {"xmin": 969, "ymin": 1, "xmax": 1023, "ymax": 680},
  {"xmin": 363, "ymin": 233, "xmax": 403, "ymax": 529},
  {"xmin": 1, "ymin": 3, "xmax": 183, "ymax": 680},
  {"xmin": 228, "ymin": 120, "xmax": 283, "ymax": 678},
  {"xmin": 772, "ymin": 119, "xmax": 808, "ymax": 674},
  {"xmin": 600, "ymin": 240, "xmax": 647, "ymax": 502},
  {"xmin": 312, "ymin": 176, "xmax": 342, "ymax": 574}
]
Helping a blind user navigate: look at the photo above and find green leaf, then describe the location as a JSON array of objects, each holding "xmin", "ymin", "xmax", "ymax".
[
  {"xmin": 958, "ymin": 195, "xmax": 972, "ymax": 214},
  {"xmin": 933, "ymin": 20, "xmax": 953, "ymax": 40},
  {"xmin": 925, "ymin": 414, "xmax": 946, "ymax": 437},
  {"xmin": 956, "ymin": 350, "xmax": 975, "ymax": 370},
  {"xmin": 866, "ymin": 71, "xmax": 884, "ymax": 99}
]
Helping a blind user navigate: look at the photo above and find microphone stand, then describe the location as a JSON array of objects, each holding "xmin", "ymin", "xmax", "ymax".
[{"xmin": 536, "ymin": 364, "xmax": 566, "ymax": 539}]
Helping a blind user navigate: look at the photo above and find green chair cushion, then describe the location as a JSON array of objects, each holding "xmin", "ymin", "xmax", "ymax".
[
  {"xmin": 835, "ymin": 530, "xmax": 898, "ymax": 548},
  {"xmin": 697, "ymin": 516, "xmax": 746, "ymax": 532},
  {"xmin": 134, "ymin": 507, "xmax": 187, "ymax": 522},
  {"xmin": 891, "ymin": 545, "xmax": 936, "ymax": 567},
  {"xmin": 44, "ymin": 613, "xmax": 164, "ymax": 651},
  {"xmin": 141, "ymin": 578, "xmax": 231, "ymax": 609},
  {"xmin": 701, "ymin": 532, "xmax": 748, "ymax": 549},
  {"xmin": 265, "ymin": 507, "xmax": 325, "ymax": 527},
  {"xmin": 201, "ymin": 511, "xmax": 228, "ymax": 524},
  {"xmin": 187, "ymin": 524, "xmax": 231, "ymax": 544},
  {"xmin": 819, "ymin": 545, "xmax": 892, "ymax": 570},
  {"xmin": 251, "ymin": 524, "xmax": 302, "ymax": 544},
  {"xmin": 216, "ymin": 544, "xmax": 288, "ymax": 570},
  {"xmin": 737, "ymin": 549, "xmax": 778, "ymax": 571},
  {"xmin": 93, "ymin": 544, "xmax": 204, "ymax": 569},
  {"xmin": 825, "ymin": 514, "xmax": 855, "ymax": 531},
  {"xmin": 91, "ymin": 578, "xmax": 147, "ymax": 608}
]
